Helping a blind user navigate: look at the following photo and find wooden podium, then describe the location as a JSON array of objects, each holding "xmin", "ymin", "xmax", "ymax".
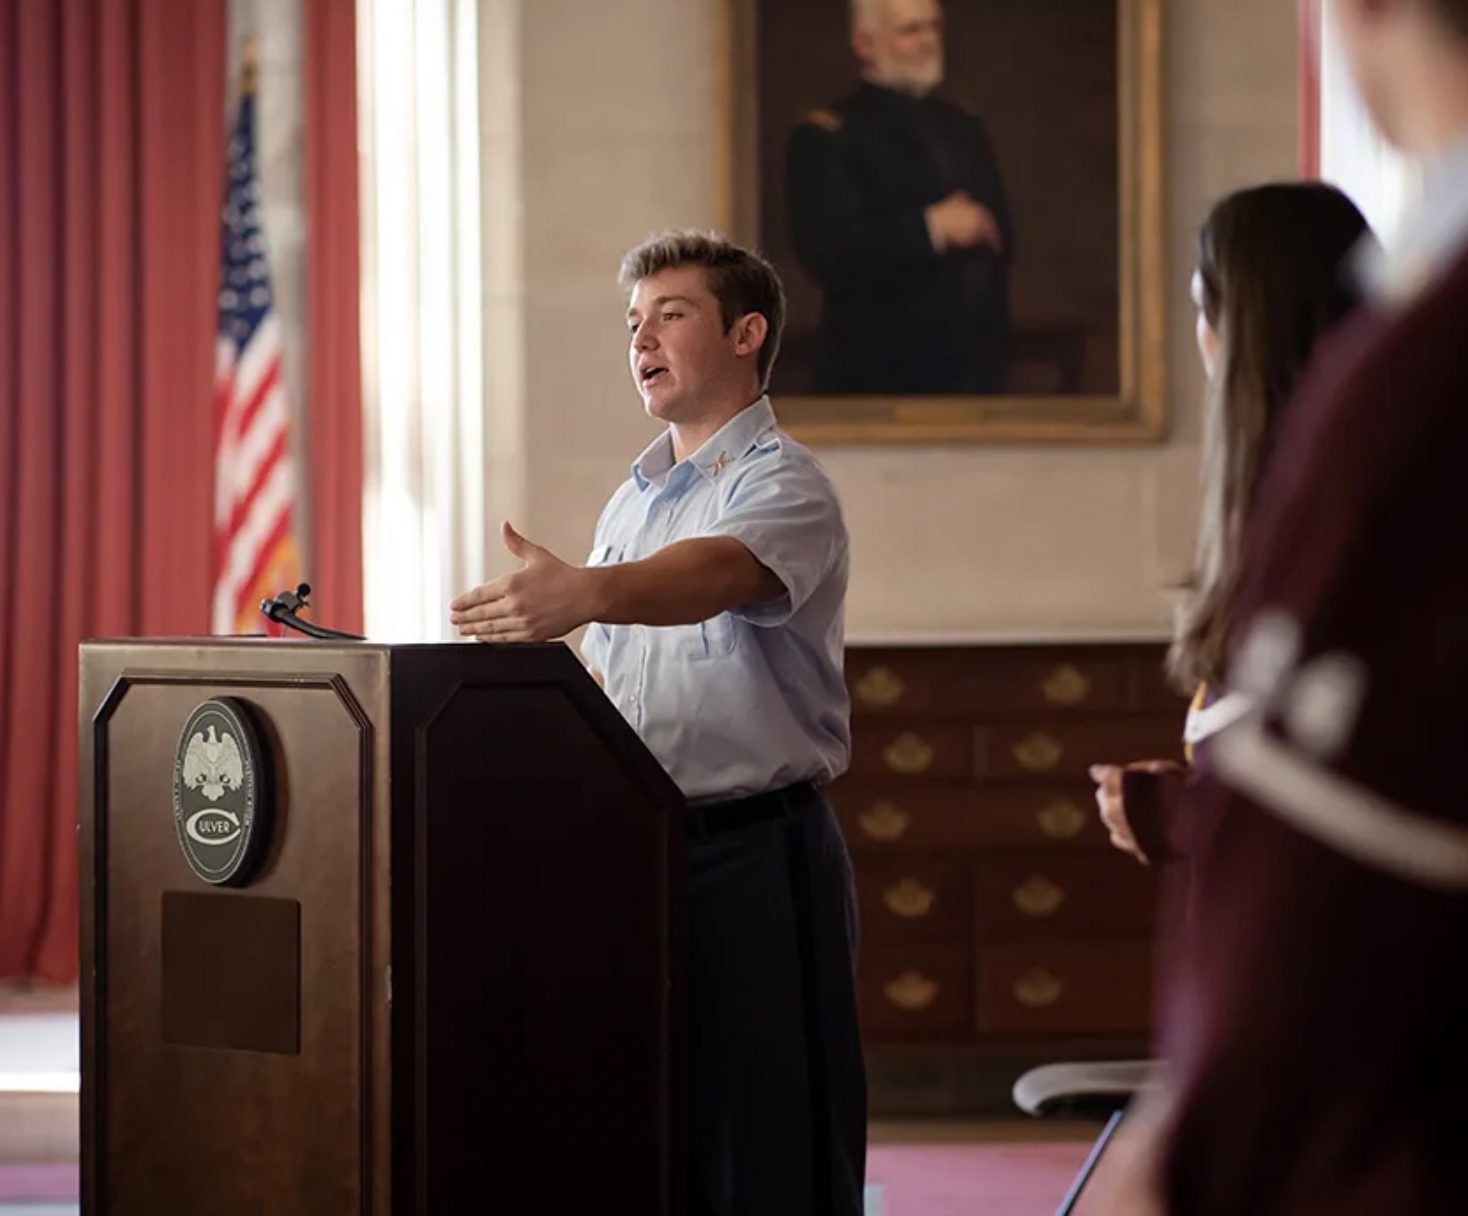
[{"xmin": 78, "ymin": 639, "xmax": 684, "ymax": 1215}]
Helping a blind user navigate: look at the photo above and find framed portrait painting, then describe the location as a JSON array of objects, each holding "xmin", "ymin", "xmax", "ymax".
[{"xmin": 716, "ymin": 0, "xmax": 1167, "ymax": 443}]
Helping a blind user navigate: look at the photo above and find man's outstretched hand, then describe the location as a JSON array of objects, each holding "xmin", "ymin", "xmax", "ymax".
[{"xmin": 450, "ymin": 522, "xmax": 596, "ymax": 643}]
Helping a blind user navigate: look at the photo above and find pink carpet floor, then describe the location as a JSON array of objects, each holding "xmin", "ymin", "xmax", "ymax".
[
  {"xmin": 866, "ymin": 1141, "xmax": 1091, "ymax": 1216},
  {"xmin": 0, "ymin": 1165, "xmax": 78, "ymax": 1203},
  {"xmin": 0, "ymin": 1144, "xmax": 1093, "ymax": 1212}
]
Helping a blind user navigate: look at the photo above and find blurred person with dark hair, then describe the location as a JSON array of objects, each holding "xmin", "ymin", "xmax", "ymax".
[
  {"xmin": 1091, "ymin": 183, "xmax": 1372, "ymax": 869},
  {"xmin": 1094, "ymin": 1, "xmax": 1468, "ymax": 1212}
]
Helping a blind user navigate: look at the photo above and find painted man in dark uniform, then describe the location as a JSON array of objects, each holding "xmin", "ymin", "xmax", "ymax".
[
  {"xmin": 787, "ymin": 0, "xmax": 1013, "ymax": 395},
  {"xmin": 1089, "ymin": 2, "xmax": 1468, "ymax": 1213}
]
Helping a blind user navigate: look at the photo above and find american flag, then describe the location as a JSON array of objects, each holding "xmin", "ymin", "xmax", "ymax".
[{"xmin": 211, "ymin": 55, "xmax": 301, "ymax": 635}]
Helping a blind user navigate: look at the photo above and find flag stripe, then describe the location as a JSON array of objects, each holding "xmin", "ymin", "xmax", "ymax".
[
  {"xmin": 213, "ymin": 459, "xmax": 294, "ymax": 631},
  {"xmin": 218, "ymin": 458, "xmax": 293, "ymax": 594},
  {"xmin": 232, "ymin": 354, "xmax": 282, "ymax": 455},
  {"xmin": 224, "ymin": 427, "xmax": 290, "ymax": 553},
  {"xmin": 233, "ymin": 506, "xmax": 294, "ymax": 630},
  {"xmin": 219, "ymin": 314, "xmax": 282, "ymax": 443},
  {"xmin": 225, "ymin": 371, "xmax": 287, "ymax": 503},
  {"xmin": 215, "ymin": 366, "xmax": 286, "ymax": 530}
]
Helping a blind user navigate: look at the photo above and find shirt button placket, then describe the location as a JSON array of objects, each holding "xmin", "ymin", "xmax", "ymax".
[{"xmin": 633, "ymin": 490, "xmax": 665, "ymax": 730}]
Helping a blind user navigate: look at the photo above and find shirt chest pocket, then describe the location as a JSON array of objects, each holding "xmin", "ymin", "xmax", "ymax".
[
  {"xmin": 592, "ymin": 541, "xmax": 736, "ymax": 660},
  {"xmin": 680, "ymin": 613, "xmax": 738, "ymax": 662}
]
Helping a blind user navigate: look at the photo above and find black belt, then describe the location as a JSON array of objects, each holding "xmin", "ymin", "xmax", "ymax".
[{"xmin": 686, "ymin": 781, "xmax": 819, "ymax": 842}]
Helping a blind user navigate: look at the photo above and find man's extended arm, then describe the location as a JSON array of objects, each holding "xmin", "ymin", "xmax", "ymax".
[{"xmin": 451, "ymin": 523, "xmax": 782, "ymax": 643}]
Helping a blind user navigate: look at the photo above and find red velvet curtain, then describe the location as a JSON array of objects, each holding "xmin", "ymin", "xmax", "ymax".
[
  {"xmin": 1299, "ymin": 0, "xmax": 1322, "ymax": 176},
  {"xmin": 305, "ymin": 0, "xmax": 364, "ymax": 635},
  {"xmin": 0, "ymin": 0, "xmax": 225, "ymax": 984},
  {"xmin": 0, "ymin": 0, "xmax": 364, "ymax": 984}
]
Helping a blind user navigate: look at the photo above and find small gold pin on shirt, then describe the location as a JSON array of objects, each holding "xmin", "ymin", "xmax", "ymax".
[{"xmin": 708, "ymin": 452, "xmax": 733, "ymax": 476}]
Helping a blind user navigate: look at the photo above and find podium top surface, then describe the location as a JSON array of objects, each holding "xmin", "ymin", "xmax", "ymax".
[
  {"xmin": 81, "ymin": 636, "xmax": 569, "ymax": 653},
  {"xmin": 77, "ymin": 636, "xmax": 600, "ymax": 695},
  {"xmin": 78, "ymin": 637, "xmax": 587, "ymax": 676},
  {"xmin": 78, "ymin": 636, "xmax": 682, "ymax": 807}
]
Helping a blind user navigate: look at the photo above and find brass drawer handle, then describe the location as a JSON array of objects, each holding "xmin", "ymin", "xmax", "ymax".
[
  {"xmin": 1036, "ymin": 798, "xmax": 1086, "ymax": 840},
  {"xmin": 1012, "ymin": 875, "xmax": 1066, "ymax": 918},
  {"xmin": 884, "ymin": 732, "xmax": 935, "ymax": 775},
  {"xmin": 1013, "ymin": 967, "xmax": 1063, "ymax": 1009},
  {"xmin": 855, "ymin": 665, "xmax": 905, "ymax": 707},
  {"xmin": 858, "ymin": 800, "xmax": 911, "ymax": 843},
  {"xmin": 884, "ymin": 970, "xmax": 939, "ymax": 1012},
  {"xmin": 1041, "ymin": 663, "xmax": 1093, "ymax": 706},
  {"xmin": 883, "ymin": 878, "xmax": 937, "ymax": 919},
  {"xmin": 1013, "ymin": 732, "xmax": 1063, "ymax": 772}
]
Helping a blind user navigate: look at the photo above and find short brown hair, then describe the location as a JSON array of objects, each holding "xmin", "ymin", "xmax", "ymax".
[{"xmin": 619, "ymin": 230, "xmax": 786, "ymax": 392}]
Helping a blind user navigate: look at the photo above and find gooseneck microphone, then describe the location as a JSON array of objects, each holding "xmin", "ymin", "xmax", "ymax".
[{"xmin": 260, "ymin": 583, "xmax": 365, "ymax": 641}]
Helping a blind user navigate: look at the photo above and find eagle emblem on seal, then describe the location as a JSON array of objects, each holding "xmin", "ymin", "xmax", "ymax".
[{"xmin": 181, "ymin": 725, "xmax": 245, "ymax": 801}]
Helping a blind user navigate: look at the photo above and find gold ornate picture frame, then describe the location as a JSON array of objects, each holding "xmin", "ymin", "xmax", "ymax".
[{"xmin": 715, "ymin": 0, "xmax": 1167, "ymax": 444}]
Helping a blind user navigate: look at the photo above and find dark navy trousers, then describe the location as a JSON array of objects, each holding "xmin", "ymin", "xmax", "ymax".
[{"xmin": 684, "ymin": 789, "xmax": 867, "ymax": 1216}]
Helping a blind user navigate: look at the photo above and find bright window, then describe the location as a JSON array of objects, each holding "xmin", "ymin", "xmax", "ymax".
[
  {"xmin": 1317, "ymin": 0, "xmax": 1421, "ymax": 242},
  {"xmin": 358, "ymin": 0, "xmax": 484, "ymax": 641}
]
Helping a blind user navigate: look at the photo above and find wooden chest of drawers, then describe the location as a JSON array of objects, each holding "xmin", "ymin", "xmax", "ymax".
[{"xmin": 836, "ymin": 642, "xmax": 1187, "ymax": 1111}]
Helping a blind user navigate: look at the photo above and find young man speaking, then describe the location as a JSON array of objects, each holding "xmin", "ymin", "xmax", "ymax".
[{"xmin": 451, "ymin": 231, "xmax": 866, "ymax": 1216}]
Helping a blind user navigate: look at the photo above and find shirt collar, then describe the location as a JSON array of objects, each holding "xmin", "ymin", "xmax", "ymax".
[
  {"xmin": 631, "ymin": 397, "xmax": 778, "ymax": 491},
  {"xmin": 630, "ymin": 430, "xmax": 676, "ymax": 491},
  {"xmin": 1358, "ymin": 131, "xmax": 1468, "ymax": 306}
]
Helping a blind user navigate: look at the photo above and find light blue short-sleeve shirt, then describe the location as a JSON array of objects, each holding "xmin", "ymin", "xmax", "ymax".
[{"xmin": 580, "ymin": 397, "xmax": 851, "ymax": 803}]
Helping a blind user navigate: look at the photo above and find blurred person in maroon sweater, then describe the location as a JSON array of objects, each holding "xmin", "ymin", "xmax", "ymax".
[
  {"xmin": 1093, "ymin": 1, "xmax": 1468, "ymax": 1212},
  {"xmin": 1089, "ymin": 183, "xmax": 1371, "ymax": 872}
]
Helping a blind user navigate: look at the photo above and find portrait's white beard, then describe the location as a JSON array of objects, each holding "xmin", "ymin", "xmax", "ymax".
[{"xmin": 866, "ymin": 51, "xmax": 944, "ymax": 97}]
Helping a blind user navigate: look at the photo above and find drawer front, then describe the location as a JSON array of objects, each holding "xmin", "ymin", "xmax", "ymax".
[
  {"xmin": 977, "ymin": 942, "xmax": 1155, "ymax": 1035},
  {"xmin": 976, "ymin": 717, "xmax": 1184, "ymax": 781},
  {"xmin": 833, "ymin": 783, "xmax": 1107, "ymax": 850},
  {"xmin": 1130, "ymin": 657, "xmax": 1191, "ymax": 713},
  {"xmin": 938, "ymin": 657, "xmax": 1128, "ymax": 716},
  {"xmin": 856, "ymin": 855, "xmax": 972, "ymax": 941},
  {"xmin": 974, "ymin": 852, "xmax": 1158, "ymax": 943},
  {"xmin": 859, "ymin": 946, "xmax": 972, "ymax": 1041},
  {"xmin": 848, "ymin": 722, "xmax": 973, "ymax": 781},
  {"xmin": 847, "ymin": 650, "xmax": 1138, "ymax": 717},
  {"xmin": 846, "ymin": 655, "xmax": 942, "ymax": 715}
]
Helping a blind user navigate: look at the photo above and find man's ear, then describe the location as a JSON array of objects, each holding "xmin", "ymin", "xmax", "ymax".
[{"xmin": 733, "ymin": 312, "xmax": 769, "ymax": 359}]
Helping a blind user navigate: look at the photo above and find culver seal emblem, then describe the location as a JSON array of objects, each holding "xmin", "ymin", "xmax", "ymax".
[{"xmin": 172, "ymin": 698, "xmax": 270, "ymax": 886}]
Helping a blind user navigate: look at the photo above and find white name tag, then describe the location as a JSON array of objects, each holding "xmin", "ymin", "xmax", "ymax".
[{"xmin": 1183, "ymin": 691, "xmax": 1254, "ymax": 747}]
